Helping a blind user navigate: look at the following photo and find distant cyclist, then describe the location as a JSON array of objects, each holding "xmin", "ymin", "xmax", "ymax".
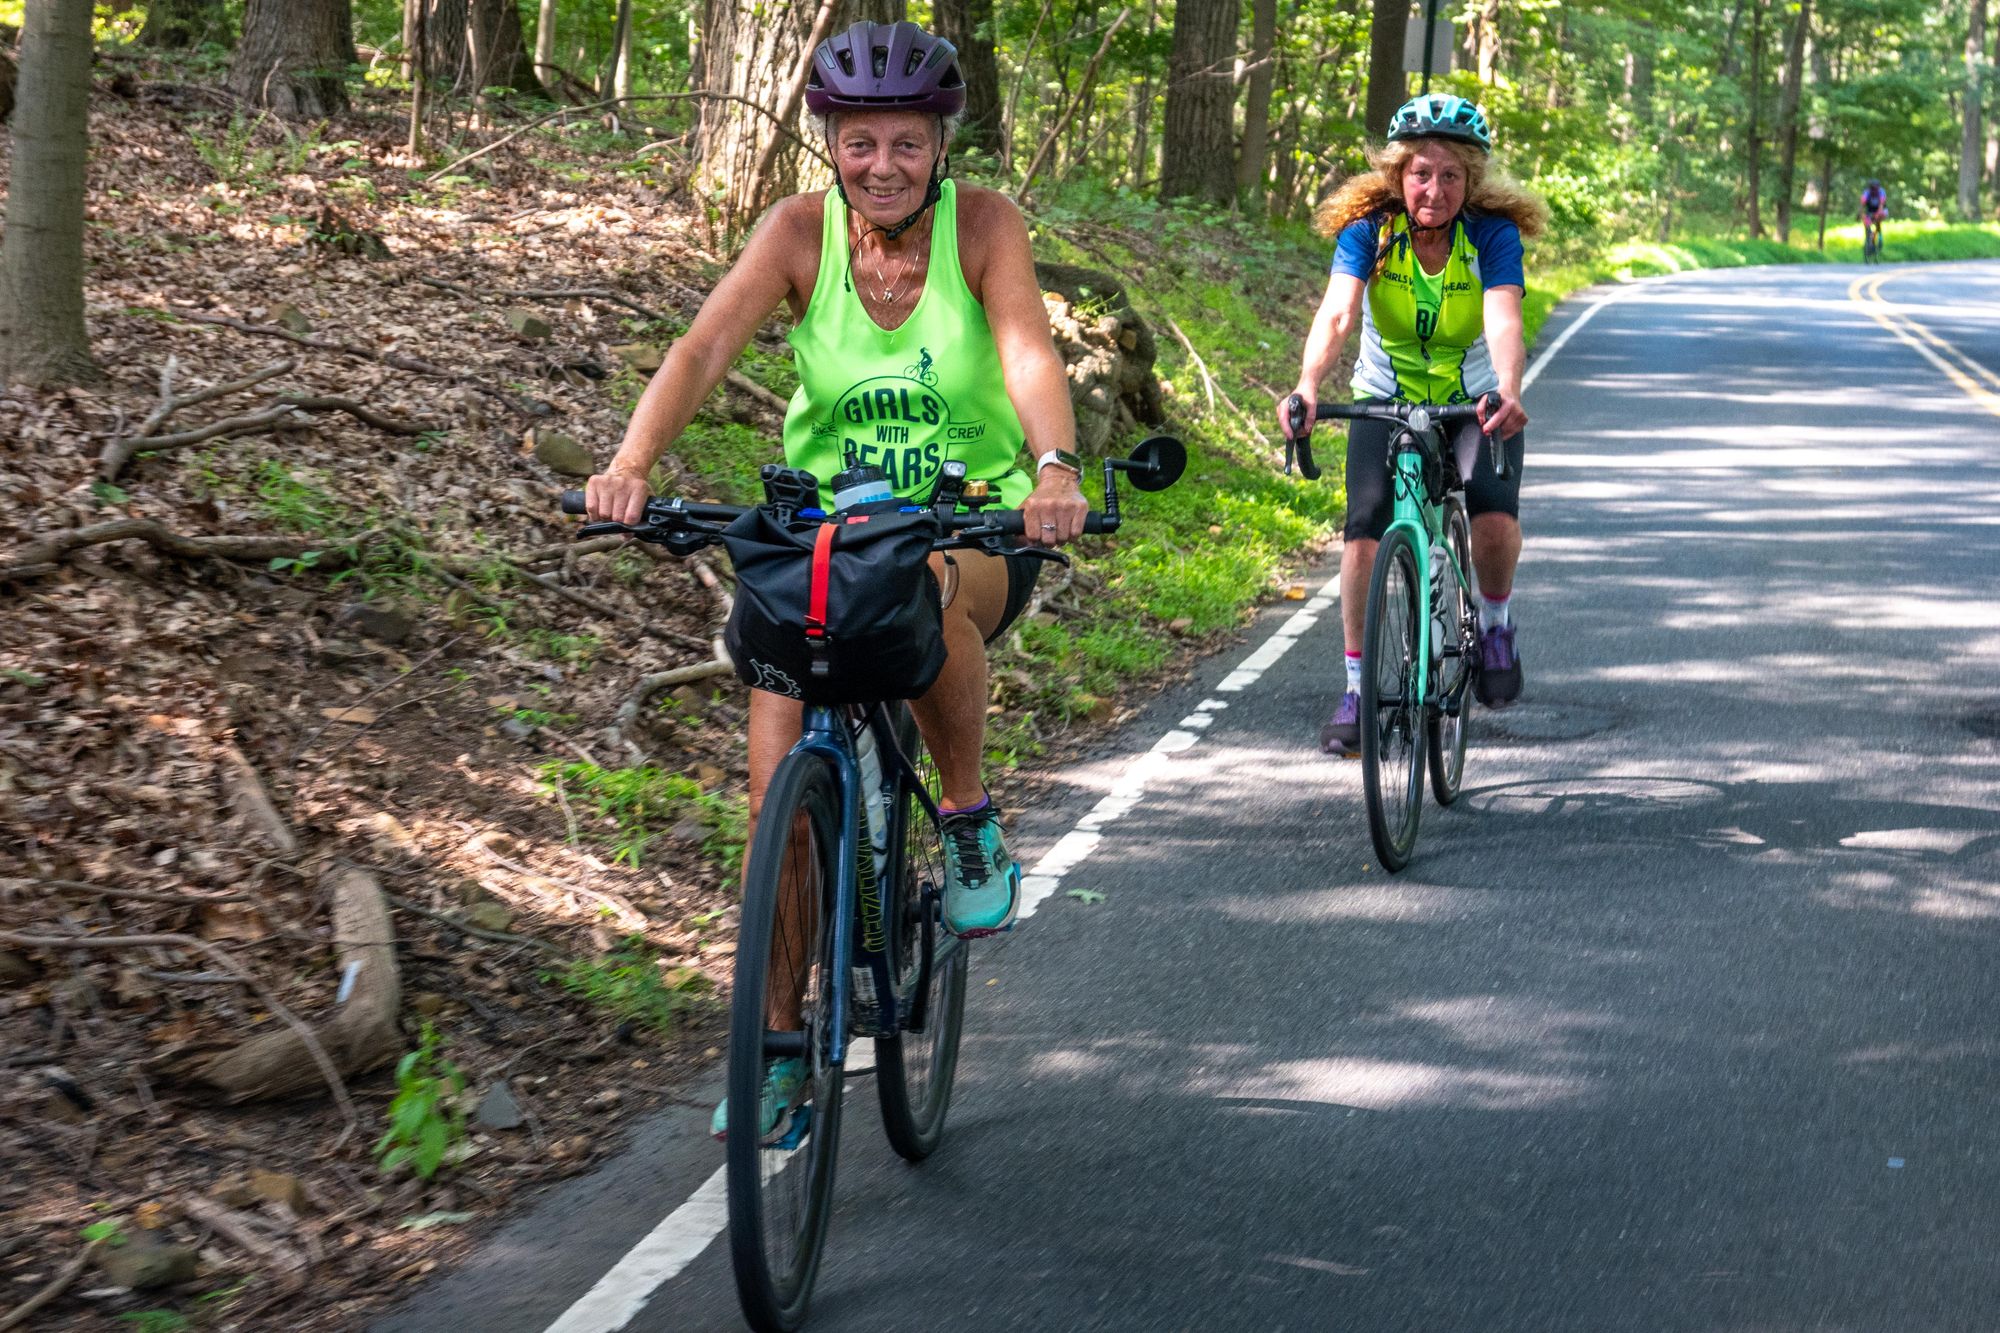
[
  {"xmin": 1281, "ymin": 94, "xmax": 1548, "ymax": 755},
  {"xmin": 1860, "ymin": 178, "xmax": 1888, "ymax": 256},
  {"xmin": 583, "ymin": 22, "xmax": 1089, "ymax": 1136}
]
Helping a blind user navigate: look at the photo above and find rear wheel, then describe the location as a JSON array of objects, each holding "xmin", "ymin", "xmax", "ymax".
[
  {"xmin": 1427, "ymin": 500, "xmax": 1474, "ymax": 807},
  {"xmin": 1361, "ymin": 527, "xmax": 1426, "ymax": 872},
  {"xmin": 726, "ymin": 752, "xmax": 845, "ymax": 1333},
  {"xmin": 875, "ymin": 705, "xmax": 967, "ymax": 1161}
]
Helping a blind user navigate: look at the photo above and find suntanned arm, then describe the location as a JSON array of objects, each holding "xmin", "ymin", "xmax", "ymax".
[
  {"xmin": 960, "ymin": 187, "xmax": 1089, "ymax": 545},
  {"xmin": 585, "ymin": 198, "xmax": 813, "ymax": 524},
  {"xmin": 1281, "ymin": 272, "xmax": 1365, "ymax": 436},
  {"xmin": 1480, "ymin": 285, "xmax": 1527, "ymax": 437}
]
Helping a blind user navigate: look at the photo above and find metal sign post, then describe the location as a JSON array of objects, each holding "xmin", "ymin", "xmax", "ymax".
[{"xmin": 1403, "ymin": 0, "xmax": 1453, "ymax": 89}]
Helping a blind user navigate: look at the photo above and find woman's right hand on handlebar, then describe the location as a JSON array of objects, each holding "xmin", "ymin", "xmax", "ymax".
[
  {"xmin": 1280, "ymin": 387, "xmax": 1316, "ymax": 440},
  {"xmin": 585, "ymin": 469, "xmax": 652, "ymax": 526}
]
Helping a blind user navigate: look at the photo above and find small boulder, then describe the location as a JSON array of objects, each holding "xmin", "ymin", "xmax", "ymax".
[
  {"xmin": 474, "ymin": 1079, "xmax": 526, "ymax": 1131},
  {"xmin": 268, "ymin": 302, "xmax": 313, "ymax": 334},
  {"xmin": 335, "ymin": 601, "xmax": 416, "ymax": 645},
  {"xmin": 98, "ymin": 1234, "xmax": 199, "ymax": 1291},
  {"xmin": 505, "ymin": 307, "xmax": 553, "ymax": 342},
  {"xmin": 531, "ymin": 430, "xmax": 595, "ymax": 478},
  {"xmin": 465, "ymin": 901, "xmax": 513, "ymax": 933},
  {"xmin": 610, "ymin": 342, "xmax": 667, "ymax": 372},
  {"xmin": 250, "ymin": 1169, "xmax": 307, "ymax": 1212}
]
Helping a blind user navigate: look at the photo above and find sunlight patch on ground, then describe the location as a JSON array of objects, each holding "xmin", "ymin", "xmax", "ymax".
[
  {"xmin": 1838, "ymin": 827, "xmax": 1991, "ymax": 855},
  {"xmin": 1395, "ymin": 996, "xmax": 1623, "ymax": 1054},
  {"xmin": 1206, "ymin": 886, "xmax": 1491, "ymax": 925},
  {"xmin": 1209, "ymin": 1058, "xmax": 1595, "ymax": 1112}
]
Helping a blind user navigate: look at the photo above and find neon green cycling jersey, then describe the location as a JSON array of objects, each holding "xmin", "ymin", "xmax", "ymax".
[{"xmin": 782, "ymin": 179, "xmax": 1031, "ymax": 510}]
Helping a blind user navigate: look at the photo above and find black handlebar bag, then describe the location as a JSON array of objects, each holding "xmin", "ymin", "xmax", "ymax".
[{"xmin": 720, "ymin": 507, "xmax": 946, "ymax": 705}]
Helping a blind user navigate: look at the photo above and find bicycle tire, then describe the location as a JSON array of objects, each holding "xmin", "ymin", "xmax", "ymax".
[
  {"xmin": 875, "ymin": 704, "xmax": 967, "ymax": 1161},
  {"xmin": 1427, "ymin": 500, "xmax": 1474, "ymax": 807},
  {"xmin": 727, "ymin": 751, "xmax": 846, "ymax": 1333},
  {"xmin": 1361, "ymin": 527, "xmax": 1426, "ymax": 871}
]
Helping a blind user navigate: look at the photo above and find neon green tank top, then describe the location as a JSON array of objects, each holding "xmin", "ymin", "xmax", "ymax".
[{"xmin": 782, "ymin": 180, "xmax": 1031, "ymax": 510}]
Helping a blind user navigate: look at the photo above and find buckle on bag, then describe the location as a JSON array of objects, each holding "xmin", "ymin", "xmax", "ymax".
[{"xmin": 805, "ymin": 523, "xmax": 836, "ymax": 679}]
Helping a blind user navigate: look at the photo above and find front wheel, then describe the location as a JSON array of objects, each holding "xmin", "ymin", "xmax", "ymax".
[
  {"xmin": 875, "ymin": 705, "xmax": 968, "ymax": 1161},
  {"xmin": 726, "ymin": 752, "xmax": 846, "ymax": 1333},
  {"xmin": 1427, "ymin": 500, "xmax": 1475, "ymax": 807},
  {"xmin": 1361, "ymin": 527, "xmax": 1426, "ymax": 872}
]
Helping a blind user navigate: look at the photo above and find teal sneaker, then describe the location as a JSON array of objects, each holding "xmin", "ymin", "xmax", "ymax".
[
  {"xmin": 940, "ymin": 799, "xmax": 1019, "ymax": 937},
  {"xmin": 710, "ymin": 1056, "xmax": 807, "ymax": 1141}
]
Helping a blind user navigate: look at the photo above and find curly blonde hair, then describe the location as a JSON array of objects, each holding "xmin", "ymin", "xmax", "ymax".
[{"xmin": 1314, "ymin": 138, "xmax": 1549, "ymax": 255}]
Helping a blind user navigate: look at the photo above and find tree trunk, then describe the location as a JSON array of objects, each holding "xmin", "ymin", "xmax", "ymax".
[
  {"xmin": 138, "ymin": 0, "xmax": 227, "ymax": 48},
  {"xmin": 1775, "ymin": 0, "xmax": 1811, "ymax": 242},
  {"xmin": 1745, "ymin": 0, "xmax": 1764, "ymax": 238},
  {"xmin": 1962, "ymin": 0, "xmax": 1987, "ymax": 219},
  {"xmin": 1159, "ymin": 0, "xmax": 1238, "ymax": 203},
  {"xmin": 0, "ymin": 49, "xmax": 14, "ymax": 124},
  {"xmin": 230, "ymin": 0, "xmax": 352, "ymax": 118},
  {"xmin": 1816, "ymin": 147, "xmax": 1833, "ymax": 248},
  {"xmin": 934, "ymin": 0, "xmax": 1004, "ymax": 161},
  {"xmin": 1236, "ymin": 0, "xmax": 1276, "ymax": 211},
  {"xmin": 698, "ymin": 0, "xmax": 903, "ymax": 223},
  {"xmin": 608, "ymin": 0, "xmax": 634, "ymax": 111},
  {"xmin": 1474, "ymin": 0, "xmax": 1500, "ymax": 84},
  {"xmin": 0, "ymin": 0, "xmax": 99, "ymax": 387},
  {"xmin": 534, "ymin": 0, "xmax": 557, "ymax": 92},
  {"xmin": 1364, "ymin": 0, "xmax": 1408, "ymax": 138},
  {"xmin": 411, "ymin": 0, "xmax": 539, "ymax": 99}
]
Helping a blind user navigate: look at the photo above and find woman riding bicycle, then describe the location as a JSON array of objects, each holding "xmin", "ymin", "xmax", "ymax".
[
  {"xmin": 584, "ymin": 21, "xmax": 1087, "ymax": 1133},
  {"xmin": 1280, "ymin": 93, "xmax": 1547, "ymax": 754}
]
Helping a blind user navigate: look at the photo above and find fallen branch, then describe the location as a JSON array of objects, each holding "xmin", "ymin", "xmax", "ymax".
[
  {"xmin": 0, "ymin": 929, "xmax": 356, "ymax": 1146},
  {"xmin": 725, "ymin": 369, "xmax": 789, "ymax": 415},
  {"xmin": 179, "ymin": 1193, "xmax": 308, "ymax": 1285},
  {"xmin": 0, "ymin": 1238, "xmax": 105, "ymax": 1332},
  {"xmin": 384, "ymin": 892, "xmax": 569, "ymax": 958},
  {"xmin": 101, "ymin": 394, "xmax": 437, "ymax": 481},
  {"xmin": 422, "ymin": 91, "xmax": 830, "ymax": 185},
  {"xmin": 134, "ymin": 355, "xmax": 297, "ymax": 440},
  {"xmin": 416, "ymin": 275, "xmax": 675, "ymax": 325},
  {"xmin": 1162, "ymin": 314, "xmax": 1218, "ymax": 415},
  {"xmin": 22, "ymin": 878, "xmax": 253, "ymax": 906},
  {"xmin": 428, "ymin": 552, "xmax": 709, "ymax": 652},
  {"xmin": 188, "ymin": 866, "xmax": 398, "ymax": 1122},
  {"xmin": 220, "ymin": 742, "xmax": 299, "ymax": 855},
  {"xmin": 0, "ymin": 519, "xmax": 332, "ymax": 583},
  {"xmin": 162, "ymin": 308, "xmax": 545, "ymax": 420}
]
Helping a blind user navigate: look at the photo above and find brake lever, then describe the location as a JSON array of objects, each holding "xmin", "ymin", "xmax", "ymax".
[{"xmin": 1281, "ymin": 393, "xmax": 1322, "ymax": 481}]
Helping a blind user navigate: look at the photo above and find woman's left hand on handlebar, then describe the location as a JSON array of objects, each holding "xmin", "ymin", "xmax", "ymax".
[
  {"xmin": 1021, "ymin": 468, "xmax": 1089, "ymax": 547},
  {"xmin": 1478, "ymin": 389, "xmax": 1528, "ymax": 440},
  {"xmin": 585, "ymin": 469, "xmax": 651, "ymax": 526}
]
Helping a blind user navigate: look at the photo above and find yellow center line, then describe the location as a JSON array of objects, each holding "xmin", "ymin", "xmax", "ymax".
[{"xmin": 1849, "ymin": 270, "xmax": 2000, "ymax": 420}]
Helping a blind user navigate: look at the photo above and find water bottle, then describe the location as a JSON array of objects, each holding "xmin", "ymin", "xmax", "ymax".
[
  {"xmin": 853, "ymin": 725, "xmax": 890, "ymax": 880},
  {"xmin": 831, "ymin": 456, "xmax": 893, "ymax": 514}
]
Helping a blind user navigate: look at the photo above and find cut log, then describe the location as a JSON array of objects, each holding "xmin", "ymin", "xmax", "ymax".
[{"xmin": 189, "ymin": 867, "xmax": 401, "ymax": 1102}]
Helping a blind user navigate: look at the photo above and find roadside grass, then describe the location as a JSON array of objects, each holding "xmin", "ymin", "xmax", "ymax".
[{"xmin": 542, "ymin": 759, "xmax": 748, "ymax": 873}]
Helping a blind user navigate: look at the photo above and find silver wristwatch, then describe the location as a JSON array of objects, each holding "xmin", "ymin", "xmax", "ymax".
[{"xmin": 1036, "ymin": 448, "xmax": 1083, "ymax": 478}]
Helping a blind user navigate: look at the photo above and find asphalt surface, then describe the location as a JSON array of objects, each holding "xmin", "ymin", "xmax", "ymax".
[{"xmin": 376, "ymin": 260, "xmax": 2000, "ymax": 1333}]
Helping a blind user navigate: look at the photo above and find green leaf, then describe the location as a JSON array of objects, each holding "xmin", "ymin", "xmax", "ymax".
[
  {"xmin": 415, "ymin": 1116, "xmax": 449, "ymax": 1178},
  {"xmin": 81, "ymin": 1218, "xmax": 126, "ymax": 1245},
  {"xmin": 1066, "ymin": 888, "xmax": 1107, "ymax": 905},
  {"xmin": 90, "ymin": 480, "xmax": 131, "ymax": 505}
]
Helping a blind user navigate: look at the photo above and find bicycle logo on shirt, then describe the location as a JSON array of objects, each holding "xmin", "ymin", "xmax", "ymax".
[{"xmin": 903, "ymin": 347, "xmax": 938, "ymax": 387}]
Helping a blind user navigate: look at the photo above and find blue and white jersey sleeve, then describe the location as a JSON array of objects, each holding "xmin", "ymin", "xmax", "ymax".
[
  {"xmin": 1460, "ymin": 212, "xmax": 1524, "ymax": 289},
  {"xmin": 1331, "ymin": 217, "xmax": 1382, "ymax": 280}
]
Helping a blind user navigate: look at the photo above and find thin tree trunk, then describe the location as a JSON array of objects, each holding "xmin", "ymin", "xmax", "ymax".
[
  {"xmin": 934, "ymin": 0, "xmax": 1005, "ymax": 161},
  {"xmin": 1237, "ymin": 0, "xmax": 1276, "ymax": 211},
  {"xmin": 0, "ymin": 0, "xmax": 99, "ymax": 387},
  {"xmin": 416, "ymin": 0, "xmax": 539, "ymax": 99},
  {"xmin": 139, "ymin": 0, "xmax": 227, "ymax": 48},
  {"xmin": 409, "ymin": 0, "xmax": 428, "ymax": 156},
  {"xmin": 1364, "ymin": 0, "xmax": 1408, "ymax": 137},
  {"xmin": 1775, "ymin": 0, "xmax": 1811, "ymax": 242},
  {"xmin": 1962, "ymin": 0, "xmax": 1987, "ymax": 219},
  {"xmin": 535, "ymin": 0, "xmax": 558, "ymax": 94},
  {"xmin": 1159, "ymin": 0, "xmax": 1239, "ymax": 203},
  {"xmin": 1745, "ymin": 0, "xmax": 1765, "ymax": 238},
  {"xmin": 1816, "ymin": 148, "xmax": 1833, "ymax": 248},
  {"xmin": 608, "ymin": 0, "xmax": 634, "ymax": 113},
  {"xmin": 1474, "ymin": 0, "xmax": 1500, "ymax": 83},
  {"xmin": 230, "ymin": 0, "xmax": 352, "ymax": 118}
]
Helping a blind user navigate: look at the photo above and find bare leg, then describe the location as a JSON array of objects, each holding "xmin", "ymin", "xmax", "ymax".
[
  {"xmin": 1470, "ymin": 513, "xmax": 1521, "ymax": 602},
  {"xmin": 909, "ymin": 550, "xmax": 1010, "ymax": 810},
  {"xmin": 1341, "ymin": 537, "xmax": 1378, "ymax": 655}
]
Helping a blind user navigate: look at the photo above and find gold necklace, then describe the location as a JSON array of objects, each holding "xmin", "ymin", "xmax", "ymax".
[{"xmin": 871, "ymin": 235, "xmax": 925, "ymax": 303}]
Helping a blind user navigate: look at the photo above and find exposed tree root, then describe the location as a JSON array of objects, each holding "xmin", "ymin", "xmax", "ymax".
[
  {"xmin": 0, "ymin": 1239, "xmax": 105, "ymax": 1332},
  {"xmin": 0, "ymin": 519, "xmax": 335, "ymax": 582}
]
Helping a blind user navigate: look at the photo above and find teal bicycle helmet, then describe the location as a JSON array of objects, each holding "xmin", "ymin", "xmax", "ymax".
[{"xmin": 1387, "ymin": 94, "xmax": 1493, "ymax": 153}]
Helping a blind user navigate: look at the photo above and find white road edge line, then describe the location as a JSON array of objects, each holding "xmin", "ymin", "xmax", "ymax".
[{"xmin": 537, "ymin": 281, "xmax": 1620, "ymax": 1333}]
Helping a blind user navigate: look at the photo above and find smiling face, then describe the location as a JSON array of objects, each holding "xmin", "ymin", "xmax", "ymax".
[
  {"xmin": 1400, "ymin": 142, "xmax": 1469, "ymax": 230},
  {"xmin": 832, "ymin": 111, "xmax": 944, "ymax": 227}
]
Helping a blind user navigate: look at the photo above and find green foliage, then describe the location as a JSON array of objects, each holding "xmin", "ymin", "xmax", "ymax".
[
  {"xmin": 374, "ymin": 1023, "xmax": 468, "ymax": 1181},
  {"xmin": 117, "ymin": 1314, "xmax": 192, "ymax": 1333},
  {"xmin": 549, "ymin": 933, "xmax": 710, "ymax": 1034},
  {"xmin": 188, "ymin": 114, "xmax": 324, "ymax": 187},
  {"xmin": 541, "ymin": 760, "xmax": 747, "ymax": 871},
  {"xmin": 80, "ymin": 1218, "xmax": 127, "ymax": 1246},
  {"xmin": 671, "ymin": 418, "xmax": 783, "ymax": 506}
]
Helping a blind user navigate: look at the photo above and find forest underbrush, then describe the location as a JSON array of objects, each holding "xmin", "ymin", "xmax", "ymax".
[{"xmin": 0, "ymin": 79, "xmax": 1341, "ymax": 1331}]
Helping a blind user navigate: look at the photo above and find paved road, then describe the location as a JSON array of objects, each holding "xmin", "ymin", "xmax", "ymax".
[{"xmin": 378, "ymin": 261, "xmax": 2000, "ymax": 1333}]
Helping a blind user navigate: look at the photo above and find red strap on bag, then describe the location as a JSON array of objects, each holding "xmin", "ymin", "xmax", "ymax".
[{"xmin": 805, "ymin": 523, "xmax": 836, "ymax": 640}]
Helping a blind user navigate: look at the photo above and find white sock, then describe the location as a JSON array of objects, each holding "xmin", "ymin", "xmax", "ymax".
[
  {"xmin": 1479, "ymin": 594, "xmax": 1511, "ymax": 632},
  {"xmin": 1345, "ymin": 652, "xmax": 1363, "ymax": 693}
]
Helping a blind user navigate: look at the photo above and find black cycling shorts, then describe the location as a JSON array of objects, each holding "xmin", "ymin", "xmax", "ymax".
[
  {"xmin": 985, "ymin": 552, "xmax": 1042, "ymax": 645},
  {"xmin": 1341, "ymin": 400, "xmax": 1525, "ymax": 542}
]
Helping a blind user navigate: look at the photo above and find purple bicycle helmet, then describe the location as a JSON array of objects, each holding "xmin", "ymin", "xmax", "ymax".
[{"xmin": 805, "ymin": 21, "xmax": 965, "ymax": 117}]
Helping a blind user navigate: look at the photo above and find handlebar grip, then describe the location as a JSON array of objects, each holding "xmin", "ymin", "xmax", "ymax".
[
  {"xmin": 560, "ymin": 489, "xmax": 587, "ymax": 515},
  {"xmin": 1293, "ymin": 439, "xmax": 1322, "ymax": 481},
  {"xmin": 973, "ymin": 511, "xmax": 1109, "ymax": 535}
]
